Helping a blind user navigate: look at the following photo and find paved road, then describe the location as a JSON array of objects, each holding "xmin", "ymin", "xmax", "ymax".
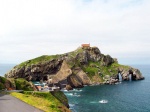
[{"xmin": 0, "ymin": 94, "xmax": 44, "ymax": 112}]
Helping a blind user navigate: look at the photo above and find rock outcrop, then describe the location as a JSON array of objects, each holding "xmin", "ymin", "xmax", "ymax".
[
  {"xmin": 0, "ymin": 76, "xmax": 16, "ymax": 90},
  {"xmin": 0, "ymin": 76, "xmax": 35, "ymax": 90},
  {"xmin": 5, "ymin": 46, "xmax": 144, "ymax": 89}
]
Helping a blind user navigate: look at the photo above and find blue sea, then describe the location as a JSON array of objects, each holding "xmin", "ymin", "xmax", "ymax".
[
  {"xmin": 63, "ymin": 65, "xmax": 150, "ymax": 112},
  {"xmin": 1, "ymin": 64, "xmax": 150, "ymax": 112},
  {"xmin": 0, "ymin": 64, "xmax": 15, "ymax": 76}
]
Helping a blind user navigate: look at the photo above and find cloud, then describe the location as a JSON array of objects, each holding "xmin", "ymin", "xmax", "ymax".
[{"xmin": 0, "ymin": 0, "xmax": 150, "ymax": 64}]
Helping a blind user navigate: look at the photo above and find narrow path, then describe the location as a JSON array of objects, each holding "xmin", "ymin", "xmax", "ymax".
[{"xmin": 0, "ymin": 94, "xmax": 44, "ymax": 112}]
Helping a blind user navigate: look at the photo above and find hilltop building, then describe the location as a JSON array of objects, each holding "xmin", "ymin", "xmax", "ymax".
[{"xmin": 81, "ymin": 43, "xmax": 90, "ymax": 48}]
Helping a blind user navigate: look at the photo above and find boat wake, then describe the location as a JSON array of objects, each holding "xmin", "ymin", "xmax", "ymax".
[
  {"xmin": 90, "ymin": 101, "xmax": 98, "ymax": 104},
  {"xmin": 90, "ymin": 100, "xmax": 108, "ymax": 104}
]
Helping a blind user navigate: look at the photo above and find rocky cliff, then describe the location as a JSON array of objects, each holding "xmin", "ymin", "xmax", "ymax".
[{"xmin": 5, "ymin": 46, "xmax": 144, "ymax": 89}]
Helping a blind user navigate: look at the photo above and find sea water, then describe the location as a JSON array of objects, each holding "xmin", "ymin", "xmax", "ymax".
[
  {"xmin": 0, "ymin": 64, "xmax": 15, "ymax": 76},
  {"xmin": 1, "ymin": 64, "xmax": 150, "ymax": 112},
  {"xmin": 63, "ymin": 65, "xmax": 150, "ymax": 112}
]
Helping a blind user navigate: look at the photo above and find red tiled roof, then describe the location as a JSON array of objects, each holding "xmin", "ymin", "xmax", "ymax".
[
  {"xmin": 36, "ymin": 86, "xmax": 41, "ymax": 89},
  {"xmin": 82, "ymin": 44, "xmax": 90, "ymax": 47}
]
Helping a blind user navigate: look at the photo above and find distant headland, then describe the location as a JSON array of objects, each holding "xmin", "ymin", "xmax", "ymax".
[{"xmin": 4, "ymin": 44, "xmax": 144, "ymax": 90}]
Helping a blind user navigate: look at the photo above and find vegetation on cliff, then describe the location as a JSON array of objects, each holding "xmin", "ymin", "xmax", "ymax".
[
  {"xmin": 51, "ymin": 91, "xmax": 69, "ymax": 108},
  {"xmin": 11, "ymin": 91, "xmax": 70, "ymax": 112},
  {"xmin": 19, "ymin": 55, "xmax": 60, "ymax": 67}
]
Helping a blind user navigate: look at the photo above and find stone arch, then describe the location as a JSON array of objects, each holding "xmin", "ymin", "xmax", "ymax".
[
  {"xmin": 117, "ymin": 70, "xmax": 122, "ymax": 81},
  {"xmin": 117, "ymin": 69, "xmax": 136, "ymax": 81},
  {"xmin": 129, "ymin": 69, "xmax": 138, "ymax": 81},
  {"xmin": 128, "ymin": 69, "xmax": 133, "ymax": 81}
]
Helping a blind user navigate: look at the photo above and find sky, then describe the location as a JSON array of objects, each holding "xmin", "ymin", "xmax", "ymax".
[{"xmin": 0, "ymin": 0, "xmax": 150, "ymax": 65}]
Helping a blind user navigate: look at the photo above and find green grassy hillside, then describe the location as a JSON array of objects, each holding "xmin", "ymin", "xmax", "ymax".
[{"xmin": 11, "ymin": 91, "xmax": 70, "ymax": 112}]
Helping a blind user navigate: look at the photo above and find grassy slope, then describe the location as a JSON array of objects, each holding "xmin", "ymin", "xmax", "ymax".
[
  {"xmin": 17, "ymin": 47, "xmax": 83, "ymax": 68},
  {"xmin": 11, "ymin": 91, "xmax": 70, "ymax": 112},
  {"xmin": 18, "ymin": 55, "xmax": 61, "ymax": 67},
  {"xmin": 82, "ymin": 61, "xmax": 130, "ymax": 83}
]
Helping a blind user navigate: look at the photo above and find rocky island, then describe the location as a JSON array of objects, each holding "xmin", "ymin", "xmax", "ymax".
[{"xmin": 5, "ymin": 45, "xmax": 144, "ymax": 90}]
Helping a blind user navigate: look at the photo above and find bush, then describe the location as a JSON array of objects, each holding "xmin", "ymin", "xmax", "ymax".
[
  {"xmin": 0, "ymin": 76, "xmax": 6, "ymax": 84},
  {"xmin": 15, "ymin": 78, "xmax": 34, "ymax": 91},
  {"xmin": 83, "ymin": 67, "xmax": 98, "ymax": 79},
  {"xmin": 0, "ymin": 82, "xmax": 5, "ymax": 90}
]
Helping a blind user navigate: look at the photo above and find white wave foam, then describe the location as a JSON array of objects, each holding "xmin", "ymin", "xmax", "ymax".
[
  {"xmin": 63, "ymin": 90, "xmax": 68, "ymax": 92},
  {"xmin": 66, "ymin": 93, "xmax": 73, "ymax": 96},
  {"xmin": 72, "ymin": 89, "xmax": 83, "ymax": 92},
  {"xmin": 65, "ymin": 93, "xmax": 81, "ymax": 97},
  {"xmin": 76, "ymin": 95, "xmax": 81, "ymax": 97},
  {"xmin": 69, "ymin": 103, "xmax": 75, "ymax": 107}
]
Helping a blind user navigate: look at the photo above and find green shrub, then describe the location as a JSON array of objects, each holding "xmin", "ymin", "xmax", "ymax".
[
  {"xmin": 0, "ymin": 76, "xmax": 7, "ymax": 90},
  {"xmin": 0, "ymin": 83, "xmax": 4, "ymax": 90},
  {"xmin": 82, "ymin": 67, "xmax": 98, "ymax": 79},
  {"xmin": 0, "ymin": 83, "xmax": 5, "ymax": 90},
  {"xmin": 0, "ymin": 76, "xmax": 6, "ymax": 84},
  {"xmin": 15, "ymin": 78, "xmax": 34, "ymax": 91}
]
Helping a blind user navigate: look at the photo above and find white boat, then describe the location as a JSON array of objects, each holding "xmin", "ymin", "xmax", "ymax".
[{"xmin": 99, "ymin": 100, "xmax": 108, "ymax": 104}]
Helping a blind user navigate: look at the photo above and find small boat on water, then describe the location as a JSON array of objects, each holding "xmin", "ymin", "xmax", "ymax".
[{"xmin": 99, "ymin": 100, "xmax": 108, "ymax": 104}]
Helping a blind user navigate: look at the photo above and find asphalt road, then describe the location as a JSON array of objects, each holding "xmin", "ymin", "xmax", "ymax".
[{"xmin": 0, "ymin": 94, "xmax": 44, "ymax": 112}]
